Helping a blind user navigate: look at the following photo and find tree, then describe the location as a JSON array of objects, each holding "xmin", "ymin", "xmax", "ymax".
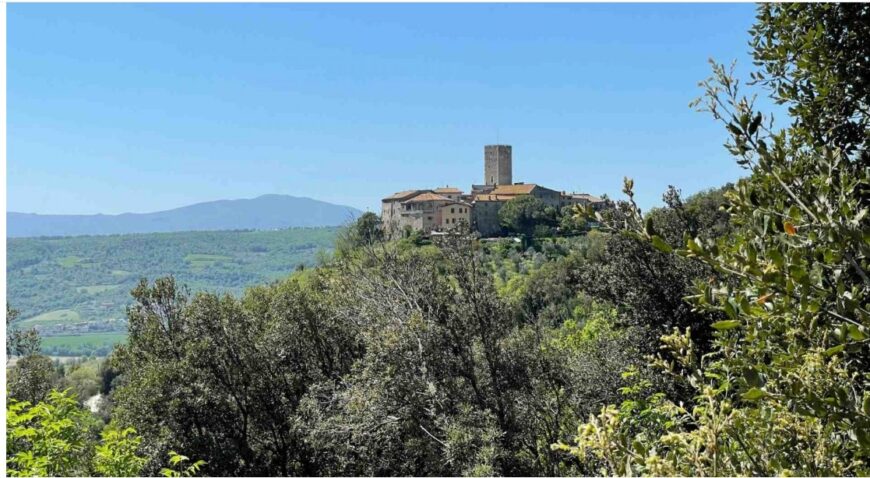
[
  {"xmin": 569, "ymin": 186, "xmax": 736, "ymax": 361},
  {"xmin": 7, "ymin": 304, "xmax": 41, "ymax": 358},
  {"xmin": 499, "ymin": 195, "xmax": 557, "ymax": 237},
  {"xmin": 7, "ymin": 355, "xmax": 58, "ymax": 405},
  {"xmin": 7, "ymin": 389, "xmax": 199, "ymax": 477},
  {"xmin": 336, "ymin": 212, "xmax": 384, "ymax": 255},
  {"xmin": 750, "ymin": 3, "xmax": 869, "ymax": 155},
  {"xmin": 110, "ymin": 275, "xmax": 362, "ymax": 476},
  {"xmin": 7, "ymin": 390, "xmax": 100, "ymax": 477},
  {"xmin": 559, "ymin": 205, "xmax": 591, "ymax": 236},
  {"xmin": 93, "ymin": 426, "xmax": 149, "ymax": 477},
  {"xmin": 556, "ymin": 4, "xmax": 869, "ymax": 475}
]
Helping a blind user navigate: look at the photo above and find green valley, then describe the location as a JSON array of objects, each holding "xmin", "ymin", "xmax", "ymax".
[{"xmin": 7, "ymin": 227, "xmax": 339, "ymax": 355}]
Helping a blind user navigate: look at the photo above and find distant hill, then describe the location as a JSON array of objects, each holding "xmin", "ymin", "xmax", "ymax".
[{"xmin": 8, "ymin": 194, "xmax": 362, "ymax": 238}]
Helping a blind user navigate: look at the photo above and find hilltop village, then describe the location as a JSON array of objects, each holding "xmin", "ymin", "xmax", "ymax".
[{"xmin": 381, "ymin": 145, "xmax": 606, "ymax": 237}]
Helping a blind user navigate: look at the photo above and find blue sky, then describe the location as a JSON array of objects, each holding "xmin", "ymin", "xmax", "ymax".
[{"xmin": 9, "ymin": 3, "xmax": 761, "ymax": 215}]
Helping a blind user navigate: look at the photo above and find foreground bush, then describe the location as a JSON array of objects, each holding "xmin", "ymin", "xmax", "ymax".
[{"xmin": 556, "ymin": 3, "xmax": 869, "ymax": 475}]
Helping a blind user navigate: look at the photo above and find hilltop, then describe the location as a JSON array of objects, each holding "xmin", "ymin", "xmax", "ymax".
[{"xmin": 7, "ymin": 194, "xmax": 361, "ymax": 238}]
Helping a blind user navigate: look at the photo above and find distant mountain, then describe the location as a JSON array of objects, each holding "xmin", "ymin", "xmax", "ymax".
[{"xmin": 8, "ymin": 195, "xmax": 362, "ymax": 238}]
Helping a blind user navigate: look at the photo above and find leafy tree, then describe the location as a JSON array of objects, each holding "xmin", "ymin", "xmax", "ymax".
[
  {"xmin": 499, "ymin": 195, "xmax": 558, "ymax": 237},
  {"xmin": 301, "ymin": 235, "xmax": 522, "ymax": 475},
  {"xmin": 558, "ymin": 205, "xmax": 591, "ymax": 236},
  {"xmin": 6, "ymin": 304, "xmax": 41, "ymax": 358},
  {"xmin": 159, "ymin": 452, "xmax": 207, "ymax": 478},
  {"xmin": 110, "ymin": 274, "xmax": 362, "ymax": 476},
  {"xmin": 556, "ymin": 4, "xmax": 870, "ymax": 475},
  {"xmin": 7, "ymin": 355, "xmax": 59, "ymax": 405},
  {"xmin": 750, "ymin": 3, "xmax": 869, "ymax": 154},
  {"xmin": 647, "ymin": 184, "xmax": 734, "ymax": 245},
  {"xmin": 58, "ymin": 361, "xmax": 102, "ymax": 405},
  {"xmin": 297, "ymin": 233, "xmax": 648, "ymax": 476},
  {"xmin": 93, "ymin": 426, "xmax": 149, "ymax": 477},
  {"xmin": 7, "ymin": 389, "xmax": 201, "ymax": 477},
  {"xmin": 6, "ymin": 389, "xmax": 101, "ymax": 477},
  {"xmin": 336, "ymin": 212, "xmax": 384, "ymax": 255}
]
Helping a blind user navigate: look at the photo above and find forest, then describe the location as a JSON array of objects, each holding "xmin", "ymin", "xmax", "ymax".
[{"xmin": 6, "ymin": 4, "xmax": 869, "ymax": 477}]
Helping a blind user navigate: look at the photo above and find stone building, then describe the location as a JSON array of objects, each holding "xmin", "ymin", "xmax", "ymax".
[
  {"xmin": 484, "ymin": 144, "xmax": 512, "ymax": 186},
  {"xmin": 381, "ymin": 145, "xmax": 605, "ymax": 237}
]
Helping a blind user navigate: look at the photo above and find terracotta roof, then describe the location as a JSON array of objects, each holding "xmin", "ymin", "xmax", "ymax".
[
  {"xmin": 434, "ymin": 187, "xmax": 463, "ymax": 194},
  {"xmin": 383, "ymin": 189, "xmax": 429, "ymax": 202},
  {"xmin": 490, "ymin": 184, "xmax": 538, "ymax": 195},
  {"xmin": 405, "ymin": 192, "xmax": 454, "ymax": 203}
]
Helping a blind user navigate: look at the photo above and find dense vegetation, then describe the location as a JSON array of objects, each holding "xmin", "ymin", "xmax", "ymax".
[
  {"xmin": 6, "ymin": 4, "xmax": 868, "ymax": 476},
  {"xmin": 7, "ymin": 227, "xmax": 338, "ymax": 355}
]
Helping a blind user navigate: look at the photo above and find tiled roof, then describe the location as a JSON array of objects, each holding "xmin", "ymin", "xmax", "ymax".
[
  {"xmin": 383, "ymin": 189, "xmax": 429, "ymax": 202},
  {"xmin": 405, "ymin": 192, "xmax": 454, "ymax": 203},
  {"xmin": 490, "ymin": 184, "xmax": 538, "ymax": 195}
]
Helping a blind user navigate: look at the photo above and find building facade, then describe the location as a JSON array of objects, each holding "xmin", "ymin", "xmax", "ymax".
[{"xmin": 381, "ymin": 145, "xmax": 605, "ymax": 237}]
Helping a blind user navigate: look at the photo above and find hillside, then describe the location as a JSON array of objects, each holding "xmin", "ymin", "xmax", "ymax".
[
  {"xmin": 7, "ymin": 227, "xmax": 340, "ymax": 355},
  {"xmin": 7, "ymin": 194, "xmax": 361, "ymax": 237}
]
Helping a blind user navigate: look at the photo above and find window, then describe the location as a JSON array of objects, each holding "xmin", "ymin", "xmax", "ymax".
[{"xmin": 451, "ymin": 208, "xmax": 455, "ymax": 213}]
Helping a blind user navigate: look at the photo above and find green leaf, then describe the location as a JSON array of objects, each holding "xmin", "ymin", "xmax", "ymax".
[
  {"xmin": 742, "ymin": 388, "xmax": 766, "ymax": 400},
  {"xmin": 686, "ymin": 237, "xmax": 703, "ymax": 255},
  {"xmin": 847, "ymin": 325, "xmax": 867, "ymax": 341},
  {"xmin": 825, "ymin": 344, "xmax": 845, "ymax": 357},
  {"xmin": 748, "ymin": 112, "xmax": 762, "ymax": 135},
  {"xmin": 650, "ymin": 235, "xmax": 672, "ymax": 253},
  {"xmin": 712, "ymin": 320, "xmax": 741, "ymax": 330}
]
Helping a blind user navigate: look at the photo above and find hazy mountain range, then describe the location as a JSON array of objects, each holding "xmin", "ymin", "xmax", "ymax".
[{"xmin": 8, "ymin": 194, "xmax": 362, "ymax": 238}]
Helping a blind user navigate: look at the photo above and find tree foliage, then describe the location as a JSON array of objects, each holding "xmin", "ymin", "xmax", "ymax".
[
  {"xmin": 556, "ymin": 4, "xmax": 870, "ymax": 475},
  {"xmin": 109, "ymin": 274, "xmax": 362, "ymax": 475},
  {"xmin": 6, "ymin": 389, "xmax": 202, "ymax": 478},
  {"xmin": 7, "ymin": 304, "xmax": 41, "ymax": 358},
  {"xmin": 499, "ymin": 195, "xmax": 558, "ymax": 237},
  {"xmin": 105, "ymin": 231, "xmax": 650, "ymax": 476}
]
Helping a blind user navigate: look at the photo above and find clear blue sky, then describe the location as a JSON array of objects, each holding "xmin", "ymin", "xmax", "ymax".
[{"xmin": 9, "ymin": 3, "xmax": 761, "ymax": 215}]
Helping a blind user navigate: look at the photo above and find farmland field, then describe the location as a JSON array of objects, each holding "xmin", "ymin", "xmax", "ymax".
[
  {"xmin": 17, "ymin": 309, "xmax": 82, "ymax": 327},
  {"xmin": 41, "ymin": 332, "xmax": 128, "ymax": 357},
  {"xmin": 7, "ymin": 227, "xmax": 340, "ymax": 355}
]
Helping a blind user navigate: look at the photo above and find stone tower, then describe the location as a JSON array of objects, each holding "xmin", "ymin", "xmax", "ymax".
[{"xmin": 484, "ymin": 144, "xmax": 512, "ymax": 186}]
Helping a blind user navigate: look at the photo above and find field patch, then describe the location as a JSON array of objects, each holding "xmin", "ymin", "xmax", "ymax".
[
  {"xmin": 77, "ymin": 285, "xmax": 121, "ymax": 294},
  {"xmin": 110, "ymin": 269, "xmax": 131, "ymax": 277},
  {"xmin": 17, "ymin": 309, "xmax": 81, "ymax": 328},
  {"xmin": 58, "ymin": 255, "xmax": 84, "ymax": 267},
  {"xmin": 41, "ymin": 332, "xmax": 127, "ymax": 356},
  {"xmin": 185, "ymin": 253, "xmax": 233, "ymax": 269}
]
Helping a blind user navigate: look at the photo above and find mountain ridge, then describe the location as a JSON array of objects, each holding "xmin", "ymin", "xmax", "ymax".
[{"xmin": 8, "ymin": 194, "xmax": 362, "ymax": 238}]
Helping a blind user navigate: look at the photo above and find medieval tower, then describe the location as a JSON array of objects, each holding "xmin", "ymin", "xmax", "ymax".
[{"xmin": 484, "ymin": 144, "xmax": 512, "ymax": 186}]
